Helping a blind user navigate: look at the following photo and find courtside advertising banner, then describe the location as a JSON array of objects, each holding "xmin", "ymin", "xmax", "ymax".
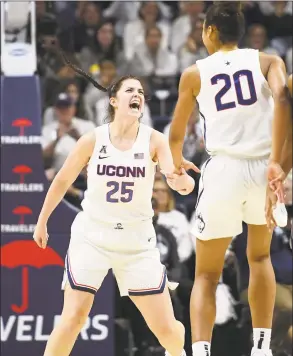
[{"xmin": 1, "ymin": 76, "xmax": 114, "ymax": 356}]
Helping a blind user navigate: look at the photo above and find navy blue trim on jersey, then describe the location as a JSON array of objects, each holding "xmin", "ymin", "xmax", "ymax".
[
  {"xmin": 65, "ymin": 254, "xmax": 97, "ymax": 295},
  {"xmin": 128, "ymin": 268, "xmax": 167, "ymax": 296},
  {"xmin": 194, "ymin": 157, "xmax": 212, "ymax": 213}
]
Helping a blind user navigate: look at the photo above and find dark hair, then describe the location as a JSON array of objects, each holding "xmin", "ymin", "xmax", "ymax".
[
  {"xmin": 138, "ymin": 2, "xmax": 162, "ymax": 22},
  {"xmin": 145, "ymin": 25, "xmax": 162, "ymax": 38},
  {"xmin": 43, "ymin": 38, "xmax": 143, "ymax": 121},
  {"xmin": 205, "ymin": 1, "xmax": 245, "ymax": 44},
  {"xmin": 58, "ymin": 49, "xmax": 141, "ymax": 122}
]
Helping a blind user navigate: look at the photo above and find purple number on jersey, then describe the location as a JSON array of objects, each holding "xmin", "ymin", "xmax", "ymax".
[
  {"xmin": 211, "ymin": 70, "xmax": 257, "ymax": 112},
  {"xmin": 106, "ymin": 181, "xmax": 134, "ymax": 203}
]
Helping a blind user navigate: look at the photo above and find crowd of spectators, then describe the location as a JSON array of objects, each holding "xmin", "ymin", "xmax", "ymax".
[{"xmin": 5, "ymin": 1, "xmax": 292, "ymax": 356}]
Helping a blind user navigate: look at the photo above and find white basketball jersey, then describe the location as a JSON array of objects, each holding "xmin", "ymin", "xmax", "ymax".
[
  {"xmin": 196, "ymin": 49, "xmax": 274, "ymax": 158},
  {"xmin": 81, "ymin": 124, "xmax": 156, "ymax": 224}
]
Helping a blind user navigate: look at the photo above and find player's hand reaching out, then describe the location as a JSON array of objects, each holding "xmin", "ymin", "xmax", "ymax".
[
  {"xmin": 33, "ymin": 223, "xmax": 49, "ymax": 249},
  {"xmin": 180, "ymin": 158, "xmax": 201, "ymax": 174},
  {"xmin": 164, "ymin": 168, "xmax": 195, "ymax": 195}
]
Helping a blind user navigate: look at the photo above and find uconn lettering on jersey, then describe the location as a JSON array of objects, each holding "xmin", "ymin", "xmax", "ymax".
[{"xmin": 97, "ymin": 164, "xmax": 146, "ymax": 178}]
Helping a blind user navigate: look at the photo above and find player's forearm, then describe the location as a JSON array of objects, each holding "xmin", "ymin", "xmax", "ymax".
[
  {"xmin": 281, "ymin": 137, "xmax": 293, "ymax": 176},
  {"xmin": 37, "ymin": 176, "xmax": 72, "ymax": 224},
  {"xmin": 270, "ymin": 97, "xmax": 292, "ymax": 163},
  {"xmin": 169, "ymin": 131, "xmax": 184, "ymax": 171}
]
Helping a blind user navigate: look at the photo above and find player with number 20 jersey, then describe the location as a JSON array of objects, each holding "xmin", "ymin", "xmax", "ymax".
[{"xmin": 168, "ymin": 2, "xmax": 291, "ymax": 356}]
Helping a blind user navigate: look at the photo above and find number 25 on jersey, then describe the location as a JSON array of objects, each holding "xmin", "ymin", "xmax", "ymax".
[{"xmin": 211, "ymin": 69, "xmax": 257, "ymax": 112}]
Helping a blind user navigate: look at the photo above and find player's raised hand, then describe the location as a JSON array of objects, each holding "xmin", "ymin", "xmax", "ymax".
[
  {"xmin": 181, "ymin": 158, "xmax": 201, "ymax": 174},
  {"xmin": 33, "ymin": 223, "xmax": 49, "ymax": 249}
]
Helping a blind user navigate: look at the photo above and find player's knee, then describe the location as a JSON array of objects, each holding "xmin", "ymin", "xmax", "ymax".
[
  {"xmin": 62, "ymin": 305, "xmax": 89, "ymax": 329},
  {"xmin": 247, "ymin": 249, "xmax": 271, "ymax": 264},
  {"xmin": 195, "ymin": 271, "xmax": 221, "ymax": 290},
  {"xmin": 151, "ymin": 319, "xmax": 183, "ymax": 341}
]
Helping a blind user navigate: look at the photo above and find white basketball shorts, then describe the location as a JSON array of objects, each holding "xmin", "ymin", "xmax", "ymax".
[
  {"xmin": 61, "ymin": 212, "xmax": 166, "ymax": 296},
  {"xmin": 190, "ymin": 155, "xmax": 268, "ymax": 240}
]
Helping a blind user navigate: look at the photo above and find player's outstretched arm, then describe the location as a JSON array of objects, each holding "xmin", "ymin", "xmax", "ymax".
[
  {"xmin": 34, "ymin": 131, "xmax": 95, "ymax": 248},
  {"xmin": 151, "ymin": 130, "xmax": 195, "ymax": 195},
  {"xmin": 169, "ymin": 65, "xmax": 200, "ymax": 173}
]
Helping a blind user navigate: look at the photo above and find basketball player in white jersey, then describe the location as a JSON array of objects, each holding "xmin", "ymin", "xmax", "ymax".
[
  {"xmin": 168, "ymin": 2, "xmax": 292, "ymax": 356},
  {"xmin": 33, "ymin": 63, "xmax": 195, "ymax": 355}
]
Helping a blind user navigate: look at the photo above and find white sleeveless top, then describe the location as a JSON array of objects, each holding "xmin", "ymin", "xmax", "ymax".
[
  {"xmin": 81, "ymin": 123, "xmax": 156, "ymax": 224},
  {"xmin": 196, "ymin": 48, "xmax": 274, "ymax": 159}
]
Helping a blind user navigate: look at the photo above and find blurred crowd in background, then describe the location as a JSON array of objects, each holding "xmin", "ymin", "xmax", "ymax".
[{"xmin": 5, "ymin": 1, "xmax": 293, "ymax": 356}]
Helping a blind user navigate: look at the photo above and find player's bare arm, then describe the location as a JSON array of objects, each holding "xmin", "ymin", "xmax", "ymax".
[
  {"xmin": 288, "ymin": 73, "xmax": 292, "ymax": 96},
  {"xmin": 261, "ymin": 53, "xmax": 292, "ymax": 165},
  {"xmin": 169, "ymin": 65, "xmax": 201, "ymax": 173},
  {"xmin": 151, "ymin": 129, "xmax": 195, "ymax": 195},
  {"xmin": 34, "ymin": 131, "xmax": 95, "ymax": 248},
  {"xmin": 279, "ymin": 74, "xmax": 292, "ymax": 177}
]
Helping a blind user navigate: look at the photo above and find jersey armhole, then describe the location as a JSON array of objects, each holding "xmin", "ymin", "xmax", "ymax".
[
  {"xmin": 194, "ymin": 61, "xmax": 203, "ymax": 101},
  {"xmin": 257, "ymin": 50, "xmax": 270, "ymax": 86},
  {"xmin": 86, "ymin": 127, "xmax": 100, "ymax": 168},
  {"xmin": 148, "ymin": 128, "xmax": 159, "ymax": 165}
]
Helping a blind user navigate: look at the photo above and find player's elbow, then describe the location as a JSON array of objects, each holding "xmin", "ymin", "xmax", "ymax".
[
  {"xmin": 169, "ymin": 127, "xmax": 184, "ymax": 146},
  {"xmin": 272, "ymin": 86, "xmax": 291, "ymax": 106}
]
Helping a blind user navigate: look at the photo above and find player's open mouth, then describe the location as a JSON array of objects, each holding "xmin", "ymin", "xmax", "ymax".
[{"xmin": 129, "ymin": 100, "xmax": 140, "ymax": 112}]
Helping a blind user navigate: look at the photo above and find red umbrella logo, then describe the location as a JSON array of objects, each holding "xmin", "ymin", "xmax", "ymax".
[
  {"xmin": 12, "ymin": 206, "xmax": 32, "ymax": 224},
  {"xmin": 12, "ymin": 165, "xmax": 32, "ymax": 183},
  {"xmin": 1, "ymin": 241, "xmax": 64, "ymax": 313},
  {"xmin": 12, "ymin": 118, "xmax": 32, "ymax": 136}
]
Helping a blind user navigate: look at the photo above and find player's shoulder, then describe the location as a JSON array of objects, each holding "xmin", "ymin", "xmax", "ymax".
[
  {"xmin": 181, "ymin": 64, "xmax": 200, "ymax": 80},
  {"xmin": 259, "ymin": 51, "xmax": 285, "ymax": 67},
  {"xmin": 179, "ymin": 64, "xmax": 200, "ymax": 94},
  {"xmin": 150, "ymin": 128, "xmax": 165, "ymax": 142}
]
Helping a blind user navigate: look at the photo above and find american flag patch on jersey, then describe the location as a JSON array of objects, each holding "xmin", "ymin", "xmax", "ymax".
[{"xmin": 134, "ymin": 153, "xmax": 144, "ymax": 159}]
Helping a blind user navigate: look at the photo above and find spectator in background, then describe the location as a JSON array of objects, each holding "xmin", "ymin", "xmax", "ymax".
[
  {"xmin": 78, "ymin": 20, "xmax": 124, "ymax": 74},
  {"xmin": 152, "ymin": 177, "xmax": 193, "ymax": 263},
  {"xmin": 123, "ymin": 1, "xmax": 171, "ymax": 61},
  {"xmin": 240, "ymin": 2, "xmax": 265, "ymax": 30},
  {"xmin": 39, "ymin": 37, "xmax": 81, "ymax": 108},
  {"xmin": 171, "ymin": 1, "xmax": 205, "ymax": 53},
  {"xmin": 43, "ymin": 79, "xmax": 92, "ymax": 124},
  {"xmin": 41, "ymin": 92, "xmax": 94, "ymax": 172},
  {"xmin": 245, "ymin": 24, "xmax": 279, "ymax": 55},
  {"xmin": 178, "ymin": 19, "xmax": 208, "ymax": 73},
  {"xmin": 104, "ymin": 1, "xmax": 172, "ymax": 38},
  {"xmin": 180, "ymin": 19, "xmax": 205, "ymax": 63},
  {"xmin": 73, "ymin": 2, "xmax": 102, "ymax": 53},
  {"xmin": 129, "ymin": 26, "xmax": 178, "ymax": 77},
  {"xmin": 263, "ymin": 1, "xmax": 292, "ymax": 57}
]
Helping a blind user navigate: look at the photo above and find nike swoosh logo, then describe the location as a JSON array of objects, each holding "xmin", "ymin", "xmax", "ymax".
[{"xmin": 99, "ymin": 156, "xmax": 110, "ymax": 159}]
